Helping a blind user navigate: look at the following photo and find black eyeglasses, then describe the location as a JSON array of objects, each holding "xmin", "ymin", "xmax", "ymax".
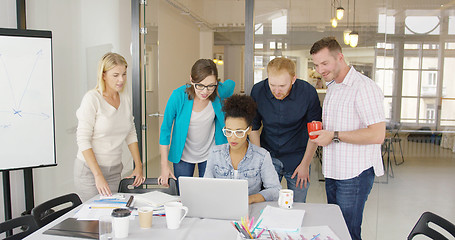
[{"xmin": 192, "ymin": 82, "xmax": 217, "ymax": 91}]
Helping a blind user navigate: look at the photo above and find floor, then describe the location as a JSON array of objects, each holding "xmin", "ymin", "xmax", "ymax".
[
  {"xmin": 306, "ymin": 140, "xmax": 455, "ymax": 240},
  {"xmin": 146, "ymin": 140, "xmax": 455, "ymax": 240}
]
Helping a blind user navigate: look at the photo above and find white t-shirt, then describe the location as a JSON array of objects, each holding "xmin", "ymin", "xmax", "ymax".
[
  {"xmin": 76, "ymin": 89, "xmax": 137, "ymax": 166},
  {"xmin": 181, "ymin": 102, "xmax": 216, "ymax": 163}
]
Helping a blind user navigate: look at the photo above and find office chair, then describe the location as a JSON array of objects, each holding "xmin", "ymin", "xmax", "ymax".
[
  {"xmin": 31, "ymin": 193, "xmax": 82, "ymax": 228},
  {"xmin": 0, "ymin": 215, "xmax": 39, "ymax": 240},
  {"xmin": 408, "ymin": 211, "xmax": 455, "ymax": 240},
  {"xmin": 118, "ymin": 177, "xmax": 178, "ymax": 195}
]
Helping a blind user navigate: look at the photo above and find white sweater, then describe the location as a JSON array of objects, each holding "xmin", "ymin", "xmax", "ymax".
[{"xmin": 76, "ymin": 89, "xmax": 137, "ymax": 166}]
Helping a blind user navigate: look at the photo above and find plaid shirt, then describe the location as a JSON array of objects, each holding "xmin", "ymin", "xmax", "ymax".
[{"xmin": 322, "ymin": 67, "xmax": 385, "ymax": 180}]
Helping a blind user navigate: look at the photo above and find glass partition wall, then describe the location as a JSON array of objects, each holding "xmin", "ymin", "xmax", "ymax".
[{"xmin": 139, "ymin": 0, "xmax": 455, "ymax": 239}]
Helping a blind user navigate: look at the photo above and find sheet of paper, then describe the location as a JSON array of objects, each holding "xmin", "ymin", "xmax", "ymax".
[
  {"xmin": 134, "ymin": 191, "xmax": 180, "ymax": 207},
  {"xmin": 272, "ymin": 226, "xmax": 341, "ymax": 240},
  {"xmin": 257, "ymin": 205, "xmax": 305, "ymax": 232},
  {"xmin": 73, "ymin": 199, "xmax": 135, "ymax": 220}
]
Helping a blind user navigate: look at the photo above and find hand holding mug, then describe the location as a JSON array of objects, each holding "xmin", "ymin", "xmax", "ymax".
[{"xmin": 307, "ymin": 121, "xmax": 322, "ymax": 139}]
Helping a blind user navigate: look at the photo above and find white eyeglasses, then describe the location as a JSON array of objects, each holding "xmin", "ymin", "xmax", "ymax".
[{"xmin": 222, "ymin": 127, "xmax": 250, "ymax": 138}]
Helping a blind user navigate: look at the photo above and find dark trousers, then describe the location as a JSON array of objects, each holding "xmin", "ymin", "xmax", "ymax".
[{"xmin": 325, "ymin": 167, "xmax": 374, "ymax": 240}]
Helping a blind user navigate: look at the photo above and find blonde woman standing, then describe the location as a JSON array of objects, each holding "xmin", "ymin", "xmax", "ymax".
[{"xmin": 74, "ymin": 52, "xmax": 145, "ymax": 201}]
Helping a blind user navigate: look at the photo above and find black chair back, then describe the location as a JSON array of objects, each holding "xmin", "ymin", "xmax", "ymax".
[
  {"xmin": 118, "ymin": 178, "xmax": 178, "ymax": 195},
  {"xmin": 31, "ymin": 193, "xmax": 82, "ymax": 227},
  {"xmin": 408, "ymin": 211, "xmax": 455, "ymax": 240},
  {"xmin": 0, "ymin": 215, "xmax": 39, "ymax": 240}
]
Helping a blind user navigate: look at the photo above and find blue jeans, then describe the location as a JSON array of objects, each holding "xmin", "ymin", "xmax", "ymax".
[
  {"xmin": 271, "ymin": 157, "xmax": 310, "ymax": 203},
  {"xmin": 325, "ymin": 167, "xmax": 374, "ymax": 240},
  {"xmin": 173, "ymin": 160, "xmax": 207, "ymax": 192}
]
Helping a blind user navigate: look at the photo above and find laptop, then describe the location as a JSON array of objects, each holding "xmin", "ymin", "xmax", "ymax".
[{"xmin": 179, "ymin": 177, "xmax": 248, "ymax": 220}]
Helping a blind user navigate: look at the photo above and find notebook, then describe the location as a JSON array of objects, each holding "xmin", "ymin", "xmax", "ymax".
[
  {"xmin": 257, "ymin": 205, "xmax": 305, "ymax": 232},
  {"xmin": 43, "ymin": 218, "xmax": 98, "ymax": 239},
  {"xmin": 179, "ymin": 177, "xmax": 248, "ymax": 220},
  {"xmin": 134, "ymin": 191, "xmax": 180, "ymax": 207}
]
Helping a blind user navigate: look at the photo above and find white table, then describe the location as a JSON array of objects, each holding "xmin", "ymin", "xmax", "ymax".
[{"xmin": 25, "ymin": 195, "xmax": 351, "ymax": 240}]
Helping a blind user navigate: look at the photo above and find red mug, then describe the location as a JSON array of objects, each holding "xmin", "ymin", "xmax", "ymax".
[{"xmin": 307, "ymin": 121, "xmax": 322, "ymax": 139}]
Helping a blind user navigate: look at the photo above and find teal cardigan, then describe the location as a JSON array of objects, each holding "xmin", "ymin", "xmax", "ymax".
[{"xmin": 159, "ymin": 79, "xmax": 235, "ymax": 163}]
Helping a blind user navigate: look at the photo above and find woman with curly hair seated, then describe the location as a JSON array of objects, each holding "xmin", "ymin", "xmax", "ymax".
[{"xmin": 204, "ymin": 94, "xmax": 281, "ymax": 204}]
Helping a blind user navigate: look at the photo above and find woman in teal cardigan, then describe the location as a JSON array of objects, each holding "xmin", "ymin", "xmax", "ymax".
[{"xmin": 158, "ymin": 59, "xmax": 235, "ymax": 187}]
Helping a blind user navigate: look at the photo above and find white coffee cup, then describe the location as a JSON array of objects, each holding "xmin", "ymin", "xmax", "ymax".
[
  {"xmin": 164, "ymin": 202, "xmax": 188, "ymax": 229},
  {"xmin": 278, "ymin": 189, "xmax": 294, "ymax": 209},
  {"xmin": 111, "ymin": 208, "xmax": 131, "ymax": 238}
]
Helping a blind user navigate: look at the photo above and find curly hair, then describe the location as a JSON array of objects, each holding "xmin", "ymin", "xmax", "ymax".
[{"xmin": 222, "ymin": 94, "xmax": 257, "ymax": 126}]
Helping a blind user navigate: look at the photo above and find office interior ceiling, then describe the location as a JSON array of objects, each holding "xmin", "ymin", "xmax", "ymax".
[{"xmin": 168, "ymin": 0, "xmax": 455, "ymax": 47}]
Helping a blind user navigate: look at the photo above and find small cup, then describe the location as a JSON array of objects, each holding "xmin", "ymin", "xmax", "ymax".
[
  {"xmin": 138, "ymin": 206, "xmax": 154, "ymax": 229},
  {"xmin": 98, "ymin": 215, "xmax": 113, "ymax": 240},
  {"xmin": 111, "ymin": 208, "xmax": 131, "ymax": 238},
  {"xmin": 307, "ymin": 121, "xmax": 322, "ymax": 139},
  {"xmin": 278, "ymin": 189, "xmax": 294, "ymax": 209},
  {"xmin": 164, "ymin": 202, "xmax": 188, "ymax": 230},
  {"xmin": 237, "ymin": 232, "xmax": 259, "ymax": 240}
]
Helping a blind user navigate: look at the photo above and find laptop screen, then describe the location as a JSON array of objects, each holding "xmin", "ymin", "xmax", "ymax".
[{"xmin": 179, "ymin": 177, "xmax": 249, "ymax": 220}]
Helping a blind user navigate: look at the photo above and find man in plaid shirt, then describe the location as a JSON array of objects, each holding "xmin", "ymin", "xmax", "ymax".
[{"xmin": 310, "ymin": 37, "xmax": 386, "ymax": 240}]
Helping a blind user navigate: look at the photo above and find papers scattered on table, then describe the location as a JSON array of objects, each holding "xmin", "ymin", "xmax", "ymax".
[
  {"xmin": 257, "ymin": 205, "xmax": 305, "ymax": 232},
  {"xmin": 271, "ymin": 226, "xmax": 340, "ymax": 240},
  {"xmin": 74, "ymin": 197, "xmax": 132, "ymax": 220},
  {"xmin": 99, "ymin": 194, "xmax": 125, "ymax": 200},
  {"xmin": 134, "ymin": 191, "xmax": 180, "ymax": 207}
]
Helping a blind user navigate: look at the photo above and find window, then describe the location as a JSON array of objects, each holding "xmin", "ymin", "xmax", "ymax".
[
  {"xmin": 378, "ymin": 14, "xmax": 395, "ymax": 34},
  {"xmin": 427, "ymin": 72, "xmax": 436, "ymax": 86},
  {"xmin": 426, "ymin": 104, "xmax": 435, "ymax": 123},
  {"xmin": 272, "ymin": 15, "xmax": 287, "ymax": 35},
  {"xmin": 405, "ymin": 16, "xmax": 440, "ymax": 35}
]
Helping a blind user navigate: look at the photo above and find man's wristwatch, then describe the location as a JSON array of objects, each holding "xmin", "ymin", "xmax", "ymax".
[{"xmin": 332, "ymin": 131, "xmax": 340, "ymax": 143}]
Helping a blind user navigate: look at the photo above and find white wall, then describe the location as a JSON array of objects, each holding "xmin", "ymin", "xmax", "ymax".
[
  {"xmin": 0, "ymin": 1, "xmax": 133, "ymax": 225},
  {"xmin": 157, "ymin": 1, "xmax": 200, "ymax": 115},
  {"xmin": 200, "ymin": 31, "xmax": 214, "ymax": 59},
  {"xmin": 224, "ymin": 45, "xmax": 243, "ymax": 94}
]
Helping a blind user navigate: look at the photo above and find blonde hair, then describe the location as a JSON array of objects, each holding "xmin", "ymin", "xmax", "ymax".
[
  {"xmin": 95, "ymin": 52, "xmax": 128, "ymax": 94},
  {"xmin": 267, "ymin": 57, "xmax": 296, "ymax": 77}
]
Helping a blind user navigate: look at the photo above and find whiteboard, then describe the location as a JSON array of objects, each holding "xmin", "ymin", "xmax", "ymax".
[{"xmin": 0, "ymin": 28, "xmax": 56, "ymax": 170}]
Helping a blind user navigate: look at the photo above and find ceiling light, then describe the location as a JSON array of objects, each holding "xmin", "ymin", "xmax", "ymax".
[
  {"xmin": 344, "ymin": 29, "xmax": 351, "ymax": 45},
  {"xmin": 336, "ymin": 7, "xmax": 344, "ymax": 20},
  {"xmin": 331, "ymin": 18, "xmax": 338, "ymax": 28},
  {"xmin": 349, "ymin": 31, "xmax": 359, "ymax": 47}
]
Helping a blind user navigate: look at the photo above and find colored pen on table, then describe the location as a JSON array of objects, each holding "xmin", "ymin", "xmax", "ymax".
[
  {"xmin": 93, "ymin": 200, "xmax": 127, "ymax": 204},
  {"xmin": 126, "ymin": 195, "xmax": 134, "ymax": 207},
  {"xmin": 89, "ymin": 206, "xmax": 120, "ymax": 209},
  {"xmin": 251, "ymin": 218, "xmax": 263, "ymax": 233},
  {"xmin": 240, "ymin": 223, "xmax": 254, "ymax": 239},
  {"xmin": 230, "ymin": 222, "xmax": 242, "ymax": 235},
  {"xmin": 287, "ymin": 233, "xmax": 295, "ymax": 240},
  {"xmin": 256, "ymin": 228, "xmax": 266, "ymax": 238},
  {"xmin": 310, "ymin": 233, "xmax": 321, "ymax": 240},
  {"xmin": 249, "ymin": 216, "xmax": 254, "ymax": 231},
  {"xmin": 235, "ymin": 222, "xmax": 250, "ymax": 239}
]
